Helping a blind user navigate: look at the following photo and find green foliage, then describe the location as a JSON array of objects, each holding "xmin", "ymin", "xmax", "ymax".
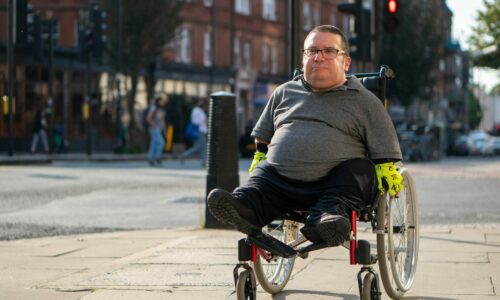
[
  {"xmin": 380, "ymin": 0, "xmax": 445, "ymax": 107},
  {"xmin": 104, "ymin": 0, "xmax": 184, "ymax": 74},
  {"xmin": 468, "ymin": 89, "xmax": 483, "ymax": 129},
  {"xmin": 468, "ymin": 0, "xmax": 500, "ymax": 69},
  {"xmin": 100, "ymin": 0, "xmax": 184, "ymax": 135}
]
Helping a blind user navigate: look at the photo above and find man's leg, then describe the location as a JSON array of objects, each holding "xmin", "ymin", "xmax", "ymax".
[
  {"xmin": 301, "ymin": 159, "xmax": 378, "ymax": 245},
  {"xmin": 208, "ymin": 161, "xmax": 314, "ymax": 234}
]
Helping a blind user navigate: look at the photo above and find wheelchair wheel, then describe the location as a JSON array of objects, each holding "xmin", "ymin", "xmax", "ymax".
[
  {"xmin": 361, "ymin": 273, "xmax": 380, "ymax": 300},
  {"xmin": 236, "ymin": 269, "xmax": 256, "ymax": 300},
  {"xmin": 253, "ymin": 219, "xmax": 298, "ymax": 294},
  {"xmin": 376, "ymin": 167, "xmax": 419, "ymax": 299}
]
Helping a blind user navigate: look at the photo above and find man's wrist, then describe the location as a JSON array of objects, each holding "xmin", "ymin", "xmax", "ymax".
[{"xmin": 256, "ymin": 143, "xmax": 268, "ymax": 154}]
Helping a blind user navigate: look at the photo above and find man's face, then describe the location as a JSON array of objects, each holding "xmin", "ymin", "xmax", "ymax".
[{"xmin": 302, "ymin": 32, "xmax": 351, "ymax": 90}]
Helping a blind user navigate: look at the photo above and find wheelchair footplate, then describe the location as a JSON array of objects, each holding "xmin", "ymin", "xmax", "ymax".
[{"xmin": 247, "ymin": 231, "xmax": 296, "ymax": 258}]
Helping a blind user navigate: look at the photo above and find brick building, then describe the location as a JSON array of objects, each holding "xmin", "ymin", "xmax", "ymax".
[{"xmin": 2, "ymin": 0, "xmax": 463, "ymax": 154}]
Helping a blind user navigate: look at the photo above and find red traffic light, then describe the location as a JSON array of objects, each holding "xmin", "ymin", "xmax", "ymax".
[{"xmin": 387, "ymin": 0, "xmax": 397, "ymax": 14}]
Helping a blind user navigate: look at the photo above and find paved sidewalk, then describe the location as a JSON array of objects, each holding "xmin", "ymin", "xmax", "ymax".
[
  {"xmin": 1, "ymin": 224, "xmax": 499, "ymax": 299},
  {"xmin": 0, "ymin": 153, "xmax": 150, "ymax": 165}
]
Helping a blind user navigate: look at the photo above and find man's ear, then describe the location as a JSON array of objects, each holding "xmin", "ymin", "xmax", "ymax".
[{"xmin": 343, "ymin": 56, "xmax": 352, "ymax": 72}]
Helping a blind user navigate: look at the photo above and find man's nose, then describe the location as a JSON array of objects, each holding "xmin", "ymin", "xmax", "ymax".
[{"xmin": 313, "ymin": 51, "xmax": 325, "ymax": 61}]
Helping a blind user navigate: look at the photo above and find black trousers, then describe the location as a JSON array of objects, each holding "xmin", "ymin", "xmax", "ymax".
[{"xmin": 232, "ymin": 158, "xmax": 378, "ymax": 228}]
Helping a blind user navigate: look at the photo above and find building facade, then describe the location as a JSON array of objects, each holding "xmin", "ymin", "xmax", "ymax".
[{"xmin": 3, "ymin": 0, "xmax": 467, "ymax": 154}]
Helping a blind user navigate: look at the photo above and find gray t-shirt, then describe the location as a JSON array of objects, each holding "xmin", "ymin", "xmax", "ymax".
[{"xmin": 251, "ymin": 76, "xmax": 402, "ymax": 182}]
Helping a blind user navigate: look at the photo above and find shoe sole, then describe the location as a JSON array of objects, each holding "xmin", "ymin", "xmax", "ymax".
[
  {"xmin": 300, "ymin": 226, "xmax": 323, "ymax": 244},
  {"xmin": 207, "ymin": 190, "xmax": 259, "ymax": 235},
  {"xmin": 316, "ymin": 216, "xmax": 351, "ymax": 246}
]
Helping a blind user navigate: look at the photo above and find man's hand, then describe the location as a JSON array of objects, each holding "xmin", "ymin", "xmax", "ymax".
[
  {"xmin": 249, "ymin": 151, "xmax": 267, "ymax": 174},
  {"xmin": 375, "ymin": 162, "xmax": 403, "ymax": 197}
]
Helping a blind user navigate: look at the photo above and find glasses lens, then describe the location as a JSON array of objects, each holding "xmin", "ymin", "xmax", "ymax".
[
  {"xmin": 323, "ymin": 49, "xmax": 337, "ymax": 58},
  {"xmin": 303, "ymin": 48, "xmax": 340, "ymax": 59}
]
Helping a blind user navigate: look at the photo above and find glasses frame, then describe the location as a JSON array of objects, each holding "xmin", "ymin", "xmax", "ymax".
[{"xmin": 301, "ymin": 48, "xmax": 347, "ymax": 59}]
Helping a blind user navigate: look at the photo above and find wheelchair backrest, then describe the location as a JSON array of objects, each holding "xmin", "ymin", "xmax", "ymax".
[
  {"xmin": 352, "ymin": 65, "xmax": 395, "ymax": 104},
  {"xmin": 293, "ymin": 65, "xmax": 395, "ymax": 105}
]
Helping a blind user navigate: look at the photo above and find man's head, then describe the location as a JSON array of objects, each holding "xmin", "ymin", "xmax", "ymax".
[{"xmin": 302, "ymin": 25, "xmax": 351, "ymax": 91}]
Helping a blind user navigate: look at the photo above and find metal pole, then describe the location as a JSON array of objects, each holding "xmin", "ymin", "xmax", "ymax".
[
  {"xmin": 209, "ymin": 0, "xmax": 216, "ymax": 94},
  {"xmin": 288, "ymin": 0, "xmax": 300, "ymax": 78},
  {"xmin": 86, "ymin": 54, "xmax": 92, "ymax": 156},
  {"xmin": 115, "ymin": 0, "xmax": 123, "ymax": 149},
  {"xmin": 7, "ymin": 0, "xmax": 16, "ymax": 156},
  {"xmin": 47, "ymin": 19, "xmax": 54, "ymax": 153}
]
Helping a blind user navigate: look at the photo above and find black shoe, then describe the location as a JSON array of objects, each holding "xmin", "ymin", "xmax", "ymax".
[
  {"xmin": 207, "ymin": 189, "xmax": 260, "ymax": 235},
  {"xmin": 148, "ymin": 160, "xmax": 156, "ymax": 167},
  {"xmin": 315, "ymin": 214, "xmax": 351, "ymax": 246},
  {"xmin": 300, "ymin": 224, "xmax": 323, "ymax": 244}
]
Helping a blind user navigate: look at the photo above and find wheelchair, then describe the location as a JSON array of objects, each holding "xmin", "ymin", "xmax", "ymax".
[{"xmin": 232, "ymin": 66, "xmax": 420, "ymax": 300}]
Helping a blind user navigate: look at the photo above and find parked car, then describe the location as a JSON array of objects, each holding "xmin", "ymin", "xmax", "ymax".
[
  {"xmin": 486, "ymin": 136, "xmax": 500, "ymax": 155},
  {"xmin": 467, "ymin": 131, "xmax": 493, "ymax": 155},
  {"xmin": 449, "ymin": 135, "xmax": 469, "ymax": 156}
]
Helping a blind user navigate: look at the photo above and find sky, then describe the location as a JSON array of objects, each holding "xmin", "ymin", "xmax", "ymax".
[{"xmin": 447, "ymin": 0, "xmax": 499, "ymax": 92}]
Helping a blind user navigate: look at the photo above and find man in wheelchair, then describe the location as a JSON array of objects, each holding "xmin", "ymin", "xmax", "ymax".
[{"xmin": 208, "ymin": 25, "xmax": 403, "ymax": 247}]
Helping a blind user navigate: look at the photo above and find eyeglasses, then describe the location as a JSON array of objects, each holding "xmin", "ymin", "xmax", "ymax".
[{"xmin": 302, "ymin": 48, "xmax": 346, "ymax": 59}]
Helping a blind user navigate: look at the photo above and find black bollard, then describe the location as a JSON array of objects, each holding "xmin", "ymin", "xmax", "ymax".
[{"xmin": 205, "ymin": 91, "xmax": 240, "ymax": 228}]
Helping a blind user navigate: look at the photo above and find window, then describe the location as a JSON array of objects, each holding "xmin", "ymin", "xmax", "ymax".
[
  {"xmin": 235, "ymin": 0, "xmax": 251, "ymax": 15},
  {"xmin": 204, "ymin": 32, "xmax": 212, "ymax": 66},
  {"xmin": 243, "ymin": 41, "xmax": 252, "ymax": 68},
  {"xmin": 263, "ymin": 0, "xmax": 277, "ymax": 21},
  {"xmin": 261, "ymin": 43, "xmax": 269, "ymax": 73},
  {"xmin": 313, "ymin": 5, "xmax": 320, "ymax": 27},
  {"xmin": 234, "ymin": 37, "xmax": 241, "ymax": 67},
  {"xmin": 303, "ymin": 2, "xmax": 312, "ymax": 30},
  {"xmin": 330, "ymin": 12, "xmax": 337, "ymax": 27},
  {"xmin": 271, "ymin": 45, "xmax": 278, "ymax": 74},
  {"xmin": 42, "ymin": 20, "xmax": 59, "ymax": 47},
  {"xmin": 176, "ymin": 28, "xmax": 192, "ymax": 63}
]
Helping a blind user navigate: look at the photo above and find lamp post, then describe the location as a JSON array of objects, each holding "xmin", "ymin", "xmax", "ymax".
[{"xmin": 7, "ymin": 0, "xmax": 16, "ymax": 156}]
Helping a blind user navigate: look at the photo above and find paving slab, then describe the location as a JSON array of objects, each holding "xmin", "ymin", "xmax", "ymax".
[{"xmin": 0, "ymin": 225, "xmax": 499, "ymax": 299}]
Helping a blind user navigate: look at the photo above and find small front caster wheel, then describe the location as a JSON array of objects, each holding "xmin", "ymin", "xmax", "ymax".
[
  {"xmin": 237, "ymin": 269, "xmax": 257, "ymax": 300},
  {"xmin": 361, "ymin": 273, "xmax": 381, "ymax": 300}
]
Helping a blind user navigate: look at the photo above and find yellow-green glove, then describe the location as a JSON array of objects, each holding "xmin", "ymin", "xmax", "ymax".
[
  {"xmin": 249, "ymin": 151, "xmax": 267, "ymax": 174},
  {"xmin": 375, "ymin": 162, "xmax": 403, "ymax": 197}
]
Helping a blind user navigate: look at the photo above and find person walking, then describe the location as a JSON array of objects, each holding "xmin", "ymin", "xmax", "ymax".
[
  {"xmin": 30, "ymin": 109, "xmax": 50, "ymax": 154},
  {"xmin": 146, "ymin": 96, "xmax": 168, "ymax": 166},
  {"xmin": 180, "ymin": 99, "xmax": 208, "ymax": 167}
]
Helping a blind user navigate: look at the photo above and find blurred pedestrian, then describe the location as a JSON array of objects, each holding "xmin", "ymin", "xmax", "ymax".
[
  {"xmin": 180, "ymin": 99, "xmax": 208, "ymax": 167},
  {"xmin": 146, "ymin": 95, "xmax": 168, "ymax": 166},
  {"xmin": 30, "ymin": 109, "xmax": 49, "ymax": 154}
]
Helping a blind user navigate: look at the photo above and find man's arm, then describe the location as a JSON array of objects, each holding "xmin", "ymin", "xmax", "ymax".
[
  {"xmin": 248, "ymin": 137, "xmax": 270, "ymax": 174},
  {"xmin": 146, "ymin": 110, "xmax": 156, "ymax": 128}
]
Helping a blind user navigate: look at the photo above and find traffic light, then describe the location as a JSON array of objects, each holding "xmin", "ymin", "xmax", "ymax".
[
  {"xmin": 90, "ymin": 6, "xmax": 106, "ymax": 58},
  {"xmin": 338, "ymin": 0, "xmax": 371, "ymax": 61},
  {"xmin": 384, "ymin": 0, "xmax": 400, "ymax": 32},
  {"xmin": 16, "ymin": 0, "xmax": 28, "ymax": 44},
  {"xmin": 26, "ymin": 5, "xmax": 43, "ymax": 60},
  {"xmin": 79, "ymin": 4, "xmax": 107, "ymax": 59}
]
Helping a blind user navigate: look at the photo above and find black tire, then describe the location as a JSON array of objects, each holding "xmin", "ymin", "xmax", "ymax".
[
  {"xmin": 377, "ymin": 167, "xmax": 420, "ymax": 299},
  {"xmin": 361, "ymin": 273, "xmax": 380, "ymax": 300},
  {"xmin": 253, "ymin": 219, "xmax": 298, "ymax": 294},
  {"xmin": 236, "ymin": 269, "xmax": 256, "ymax": 300}
]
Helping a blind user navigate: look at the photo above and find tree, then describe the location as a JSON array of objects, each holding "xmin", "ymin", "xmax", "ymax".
[
  {"xmin": 380, "ymin": 0, "xmax": 445, "ymax": 107},
  {"xmin": 468, "ymin": 0, "xmax": 500, "ymax": 69},
  {"xmin": 468, "ymin": 88, "xmax": 483, "ymax": 129},
  {"xmin": 103, "ymin": 0, "xmax": 184, "ymax": 131}
]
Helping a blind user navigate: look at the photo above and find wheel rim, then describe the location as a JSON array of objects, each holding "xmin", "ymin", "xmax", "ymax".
[
  {"xmin": 388, "ymin": 170, "xmax": 419, "ymax": 292},
  {"xmin": 253, "ymin": 220, "xmax": 297, "ymax": 293}
]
